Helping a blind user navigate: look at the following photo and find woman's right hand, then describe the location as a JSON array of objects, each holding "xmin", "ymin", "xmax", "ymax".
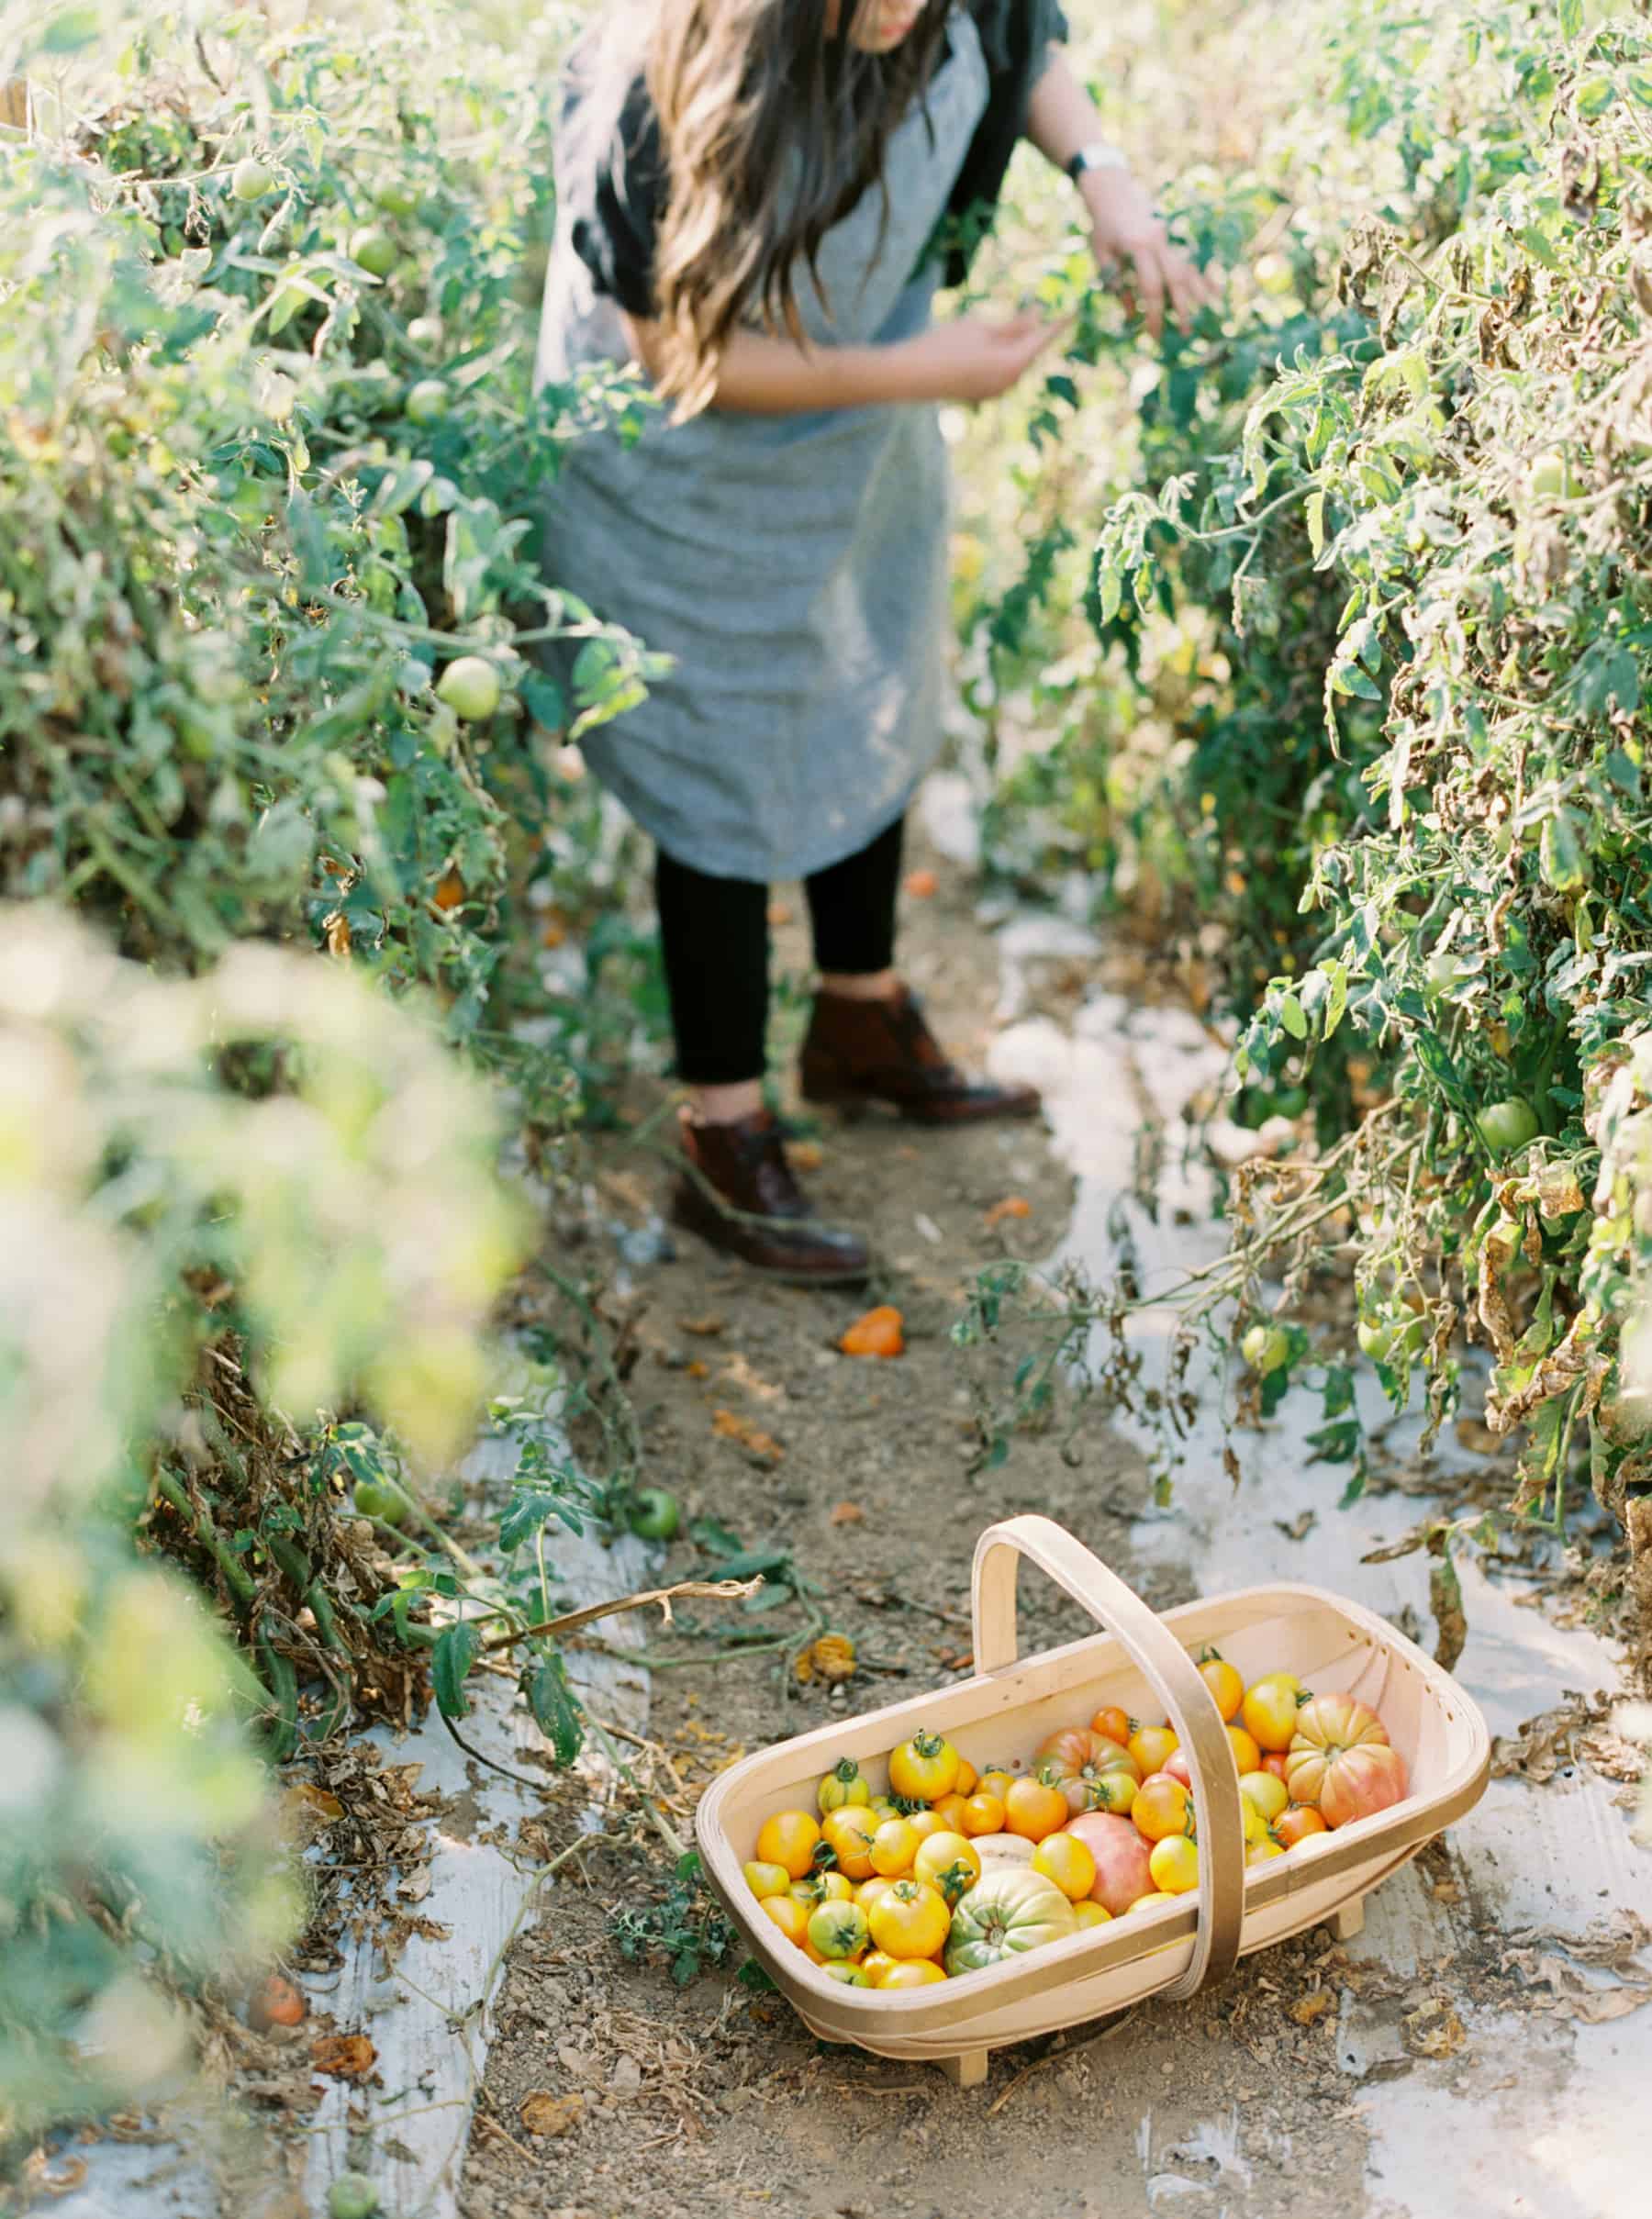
[{"xmin": 898, "ymin": 311, "xmax": 1075, "ymax": 404}]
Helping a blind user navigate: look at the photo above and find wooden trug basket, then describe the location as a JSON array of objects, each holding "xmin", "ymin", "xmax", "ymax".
[{"xmin": 697, "ymin": 1516, "xmax": 1491, "ymax": 2087}]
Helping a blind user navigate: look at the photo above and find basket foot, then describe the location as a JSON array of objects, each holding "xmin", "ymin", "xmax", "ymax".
[
  {"xmin": 1326, "ymin": 1897, "xmax": 1366, "ymax": 1943},
  {"xmin": 939, "ymin": 2051, "xmax": 988, "ymax": 2090}
]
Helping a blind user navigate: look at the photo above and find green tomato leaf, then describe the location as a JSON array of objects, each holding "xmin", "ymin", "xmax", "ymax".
[{"xmin": 431, "ymin": 1621, "xmax": 480, "ymax": 1720}]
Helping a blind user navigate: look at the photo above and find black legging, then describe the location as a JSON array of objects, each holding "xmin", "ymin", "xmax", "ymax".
[{"xmin": 654, "ymin": 815, "xmax": 906, "ymax": 1085}]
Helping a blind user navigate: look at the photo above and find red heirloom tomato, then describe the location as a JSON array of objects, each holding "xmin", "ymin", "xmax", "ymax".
[
  {"xmin": 943, "ymin": 1868, "xmax": 1076, "ymax": 1977},
  {"xmin": 1285, "ymin": 1694, "xmax": 1407, "ymax": 1827},
  {"xmin": 1066, "ymin": 1812, "xmax": 1154, "ymax": 1916},
  {"xmin": 1090, "ymin": 1705, "xmax": 1135, "ymax": 1746},
  {"xmin": 1032, "ymin": 1731, "xmax": 1140, "ymax": 1815}
]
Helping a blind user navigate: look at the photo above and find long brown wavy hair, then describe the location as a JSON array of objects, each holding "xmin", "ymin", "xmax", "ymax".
[{"xmin": 599, "ymin": 1, "xmax": 954, "ymax": 415}]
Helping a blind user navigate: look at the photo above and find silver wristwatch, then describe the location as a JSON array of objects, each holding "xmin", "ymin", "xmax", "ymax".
[{"xmin": 1066, "ymin": 141, "xmax": 1130, "ymax": 184}]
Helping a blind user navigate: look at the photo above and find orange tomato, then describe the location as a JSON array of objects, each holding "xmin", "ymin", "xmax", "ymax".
[
  {"xmin": 1274, "ymin": 1804, "xmax": 1329, "ymax": 1848},
  {"xmin": 929, "ymin": 1792, "xmax": 969, "ymax": 1833},
  {"xmin": 1074, "ymin": 1900, "xmax": 1113, "ymax": 1929},
  {"xmin": 1241, "ymin": 1672, "xmax": 1307, "ymax": 1754},
  {"xmin": 959, "ymin": 1792, "xmax": 1006, "ymax": 1837},
  {"xmin": 820, "ymin": 1806, "xmax": 878, "ymax": 1880},
  {"xmin": 867, "ymin": 1879, "xmax": 951, "ymax": 1960},
  {"xmin": 1002, "ymin": 1775, "xmax": 1068, "ymax": 1843},
  {"xmin": 879, "ymin": 1959, "xmax": 947, "ymax": 1987},
  {"xmin": 977, "ymin": 1767, "xmax": 1017, "ymax": 1802},
  {"xmin": 840, "ymin": 1305, "xmax": 905, "ymax": 1359},
  {"xmin": 1032, "ymin": 1833, "xmax": 1098, "ymax": 1902},
  {"xmin": 1262, "ymin": 1751, "xmax": 1290, "ymax": 1783},
  {"xmin": 1226, "ymin": 1724, "xmax": 1262, "ymax": 1774},
  {"xmin": 1128, "ymin": 1725, "xmax": 1179, "ymax": 1776},
  {"xmin": 1132, "ymin": 1777, "xmax": 1192, "ymax": 1844},
  {"xmin": 954, "ymin": 1758, "xmax": 978, "ymax": 1798},
  {"xmin": 869, "ymin": 1819, "xmax": 920, "ymax": 1878},
  {"xmin": 1149, "ymin": 1835, "xmax": 1200, "ymax": 1894},
  {"xmin": 1091, "ymin": 1705, "xmax": 1134, "ymax": 1746},
  {"xmin": 249, "ymin": 1974, "xmax": 306, "ymax": 2031},
  {"xmin": 760, "ymin": 1895, "xmax": 809, "ymax": 1946},
  {"xmin": 1196, "ymin": 1653, "xmax": 1244, "ymax": 1723},
  {"xmin": 755, "ymin": 1810, "xmax": 821, "ymax": 1880},
  {"xmin": 888, "ymin": 1729, "xmax": 961, "ymax": 1803}
]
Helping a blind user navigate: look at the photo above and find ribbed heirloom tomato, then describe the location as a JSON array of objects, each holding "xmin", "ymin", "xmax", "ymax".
[
  {"xmin": 1034, "ymin": 1728, "xmax": 1141, "ymax": 1816},
  {"xmin": 816, "ymin": 1758, "xmax": 870, "ymax": 1814},
  {"xmin": 944, "ymin": 1868, "xmax": 1077, "ymax": 1976},
  {"xmin": 1286, "ymin": 1694, "xmax": 1408, "ymax": 1827}
]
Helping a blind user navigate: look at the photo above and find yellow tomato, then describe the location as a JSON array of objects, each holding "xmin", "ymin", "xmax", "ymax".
[
  {"xmin": 854, "ymin": 1876, "xmax": 896, "ymax": 1911},
  {"xmin": 888, "ymin": 1729, "xmax": 962, "ymax": 1803},
  {"xmin": 866, "ymin": 1797, "xmax": 904, "ymax": 1825},
  {"xmin": 1226, "ymin": 1724, "xmax": 1262, "ymax": 1774},
  {"xmin": 878, "ymin": 1959, "xmax": 947, "ymax": 1988},
  {"xmin": 742, "ymin": 1860, "xmax": 790, "ymax": 1901},
  {"xmin": 1128, "ymin": 1724, "xmax": 1180, "ymax": 1776},
  {"xmin": 1074, "ymin": 1900, "xmax": 1113, "ymax": 1929},
  {"xmin": 1196, "ymin": 1652, "xmax": 1245, "ymax": 1723},
  {"xmin": 755, "ymin": 1810, "xmax": 821, "ymax": 1881},
  {"xmin": 954, "ymin": 1758, "xmax": 978, "ymax": 1798},
  {"xmin": 960, "ymin": 1791, "xmax": 1007, "ymax": 1837},
  {"xmin": 867, "ymin": 1879, "xmax": 951, "ymax": 1960},
  {"xmin": 1149, "ymin": 1835, "xmax": 1200, "ymax": 1894},
  {"xmin": 1238, "ymin": 1798, "xmax": 1268, "ymax": 1847},
  {"xmin": 869, "ymin": 1818, "xmax": 921, "ymax": 1878},
  {"xmin": 904, "ymin": 1808, "xmax": 947, "ymax": 1844},
  {"xmin": 861, "ymin": 1948, "xmax": 900, "ymax": 1985},
  {"xmin": 977, "ymin": 1768, "xmax": 1017, "ymax": 1803},
  {"xmin": 1130, "ymin": 1890, "xmax": 1180, "ymax": 1909},
  {"xmin": 1032, "ymin": 1833, "xmax": 1098, "ymax": 1902},
  {"xmin": 820, "ymin": 1806, "xmax": 878, "ymax": 1881},
  {"xmin": 760, "ymin": 1895, "xmax": 809, "ymax": 1946},
  {"xmin": 1240, "ymin": 1770, "xmax": 1289, "ymax": 1824},
  {"xmin": 912, "ymin": 1831, "xmax": 981, "ymax": 1904},
  {"xmin": 1242, "ymin": 1671, "xmax": 1306, "ymax": 1754},
  {"xmin": 816, "ymin": 1758, "xmax": 871, "ymax": 1815},
  {"xmin": 1245, "ymin": 1837, "xmax": 1286, "ymax": 1867},
  {"xmin": 790, "ymin": 1870, "xmax": 853, "ymax": 1906},
  {"xmin": 928, "ymin": 1791, "xmax": 969, "ymax": 1834}
]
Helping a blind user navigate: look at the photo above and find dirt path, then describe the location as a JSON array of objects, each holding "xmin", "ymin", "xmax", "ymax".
[{"xmin": 456, "ymin": 835, "xmax": 1390, "ymax": 2219}]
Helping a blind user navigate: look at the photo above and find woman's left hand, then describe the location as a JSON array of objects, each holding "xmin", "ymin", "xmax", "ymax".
[{"xmin": 1081, "ymin": 169, "xmax": 1222, "ymax": 340}]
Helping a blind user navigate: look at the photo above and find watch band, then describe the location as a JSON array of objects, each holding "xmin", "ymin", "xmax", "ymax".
[{"xmin": 1066, "ymin": 141, "xmax": 1130, "ymax": 184}]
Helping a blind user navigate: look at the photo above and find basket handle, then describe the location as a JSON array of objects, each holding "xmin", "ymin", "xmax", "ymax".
[{"xmin": 971, "ymin": 1514, "xmax": 1245, "ymax": 2000}]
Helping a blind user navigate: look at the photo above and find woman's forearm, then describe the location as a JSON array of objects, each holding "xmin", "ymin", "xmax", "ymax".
[
  {"xmin": 1024, "ymin": 50, "xmax": 1117, "ymax": 181},
  {"xmin": 623, "ymin": 316, "xmax": 924, "ymax": 415}
]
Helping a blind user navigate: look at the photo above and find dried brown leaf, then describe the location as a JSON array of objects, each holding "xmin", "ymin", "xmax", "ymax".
[
  {"xmin": 519, "ymin": 2090, "xmax": 586, "ymax": 2138},
  {"xmin": 309, "ymin": 2033, "xmax": 375, "ymax": 2082}
]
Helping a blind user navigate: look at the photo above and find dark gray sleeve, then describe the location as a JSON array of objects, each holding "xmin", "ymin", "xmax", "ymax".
[{"xmin": 566, "ymin": 77, "xmax": 667, "ymax": 319}]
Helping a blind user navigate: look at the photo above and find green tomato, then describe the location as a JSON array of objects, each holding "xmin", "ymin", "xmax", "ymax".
[
  {"xmin": 404, "ymin": 379, "xmax": 450, "ymax": 425},
  {"xmin": 407, "ymin": 316, "xmax": 444, "ymax": 351},
  {"xmin": 1356, "ymin": 1318, "xmax": 1392, "ymax": 1362},
  {"xmin": 822, "ymin": 1963, "xmax": 873, "ymax": 1984},
  {"xmin": 944, "ymin": 1868, "xmax": 1076, "ymax": 1977},
  {"xmin": 1525, "ymin": 452, "xmax": 1577, "ymax": 502},
  {"xmin": 350, "ymin": 226, "xmax": 399, "ymax": 278},
  {"xmin": 327, "ymin": 2178, "xmax": 380, "ymax": 2219},
  {"xmin": 231, "ymin": 158, "xmax": 275, "ymax": 203},
  {"xmin": 626, "ymin": 1487, "xmax": 680, "ymax": 1542},
  {"xmin": 1241, "ymin": 1323, "xmax": 1291, "ymax": 1376},
  {"xmin": 436, "ymin": 656, "xmax": 502, "ymax": 721},
  {"xmin": 353, "ymin": 1478, "xmax": 414, "ymax": 1528},
  {"xmin": 1478, "ymin": 1098, "xmax": 1539, "ymax": 1154},
  {"xmin": 807, "ymin": 1901, "xmax": 870, "ymax": 1961},
  {"xmin": 374, "ymin": 181, "xmax": 419, "ymax": 219},
  {"xmin": 1423, "ymin": 950, "xmax": 1462, "ymax": 997}
]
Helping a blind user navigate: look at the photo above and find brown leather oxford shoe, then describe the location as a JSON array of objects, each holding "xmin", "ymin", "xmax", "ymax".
[
  {"xmin": 799, "ymin": 985, "xmax": 1041, "ymax": 1125},
  {"xmin": 669, "ymin": 1106, "xmax": 870, "ymax": 1283}
]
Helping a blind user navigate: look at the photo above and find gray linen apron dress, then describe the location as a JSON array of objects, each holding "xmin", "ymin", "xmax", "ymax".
[{"xmin": 533, "ymin": 11, "xmax": 990, "ymax": 884}]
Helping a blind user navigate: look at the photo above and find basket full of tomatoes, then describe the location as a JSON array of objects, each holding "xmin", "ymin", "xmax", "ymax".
[{"xmin": 695, "ymin": 1517, "xmax": 1490, "ymax": 2085}]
